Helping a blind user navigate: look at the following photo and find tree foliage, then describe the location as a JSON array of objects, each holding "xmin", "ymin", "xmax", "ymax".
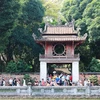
[
  {"xmin": 83, "ymin": 0, "xmax": 100, "ymax": 41},
  {"xmin": 61, "ymin": 0, "xmax": 100, "ymax": 71},
  {"xmin": 89, "ymin": 75, "xmax": 98, "ymax": 85},
  {"xmin": 0, "ymin": 0, "xmax": 44, "ymax": 72},
  {"xmin": 20, "ymin": 0, "xmax": 44, "ymax": 27},
  {"xmin": 0, "ymin": 0, "xmax": 20, "ymax": 52},
  {"xmin": 41, "ymin": 0, "xmax": 65, "ymax": 25},
  {"xmin": 6, "ymin": 60, "xmax": 17, "ymax": 73},
  {"xmin": 89, "ymin": 58, "xmax": 100, "ymax": 72},
  {"xmin": 0, "ymin": 0, "xmax": 100, "ymax": 73},
  {"xmin": 6, "ymin": 59, "xmax": 32, "ymax": 73}
]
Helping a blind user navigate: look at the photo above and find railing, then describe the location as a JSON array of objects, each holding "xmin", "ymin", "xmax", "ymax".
[
  {"xmin": 31, "ymin": 86, "xmax": 100, "ymax": 96},
  {"xmin": 0, "ymin": 86, "xmax": 100, "ymax": 96},
  {"xmin": 0, "ymin": 86, "xmax": 28, "ymax": 96},
  {"xmin": 39, "ymin": 54, "xmax": 80, "ymax": 59}
]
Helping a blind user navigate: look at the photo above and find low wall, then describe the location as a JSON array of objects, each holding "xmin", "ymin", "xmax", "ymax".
[
  {"xmin": 31, "ymin": 86, "xmax": 100, "ymax": 96},
  {"xmin": 0, "ymin": 86, "xmax": 29, "ymax": 96},
  {"xmin": 0, "ymin": 86, "xmax": 100, "ymax": 96}
]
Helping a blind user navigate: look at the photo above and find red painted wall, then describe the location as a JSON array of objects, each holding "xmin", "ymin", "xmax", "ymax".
[{"xmin": 44, "ymin": 42, "xmax": 75, "ymax": 56}]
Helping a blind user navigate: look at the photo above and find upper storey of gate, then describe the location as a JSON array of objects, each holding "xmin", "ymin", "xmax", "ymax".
[
  {"xmin": 35, "ymin": 21, "xmax": 87, "ymax": 42},
  {"xmin": 42, "ymin": 22, "xmax": 77, "ymax": 35}
]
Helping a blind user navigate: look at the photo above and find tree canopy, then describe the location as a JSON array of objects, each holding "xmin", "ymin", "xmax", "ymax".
[
  {"xmin": 0, "ymin": 0, "xmax": 100, "ymax": 72},
  {"xmin": 0, "ymin": 0, "xmax": 20, "ymax": 52},
  {"xmin": 61, "ymin": 0, "xmax": 100, "ymax": 71},
  {"xmin": 41, "ymin": 0, "xmax": 65, "ymax": 24},
  {"xmin": 0, "ymin": 0, "xmax": 44, "ymax": 72}
]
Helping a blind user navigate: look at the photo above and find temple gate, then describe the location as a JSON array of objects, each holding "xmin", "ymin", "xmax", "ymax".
[{"xmin": 35, "ymin": 22, "xmax": 87, "ymax": 82}]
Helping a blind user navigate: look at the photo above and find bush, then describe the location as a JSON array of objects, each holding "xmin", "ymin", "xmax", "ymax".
[
  {"xmin": 89, "ymin": 75, "xmax": 98, "ymax": 86},
  {"xmin": 23, "ymin": 74, "xmax": 37, "ymax": 85}
]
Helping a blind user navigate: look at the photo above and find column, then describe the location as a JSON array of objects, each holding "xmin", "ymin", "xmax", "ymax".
[
  {"xmin": 72, "ymin": 61, "xmax": 79, "ymax": 82},
  {"xmin": 40, "ymin": 61, "xmax": 47, "ymax": 81}
]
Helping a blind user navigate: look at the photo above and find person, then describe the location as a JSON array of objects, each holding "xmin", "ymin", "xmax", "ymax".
[
  {"xmin": 66, "ymin": 74, "xmax": 70, "ymax": 81},
  {"xmin": 77, "ymin": 80, "xmax": 83, "ymax": 86},
  {"xmin": 13, "ymin": 78, "xmax": 17, "ymax": 86},
  {"xmin": 61, "ymin": 73, "xmax": 66, "ymax": 85},
  {"xmin": 16, "ymin": 78, "xmax": 21, "ymax": 86},
  {"xmin": 1, "ymin": 78, "xmax": 6, "ymax": 86},
  {"xmin": 90, "ymin": 81, "xmax": 94, "ymax": 86},
  {"xmin": 52, "ymin": 73, "xmax": 57, "ymax": 80},
  {"xmin": 34, "ymin": 79, "xmax": 38, "ymax": 86},
  {"xmin": 84, "ymin": 79, "xmax": 88, "ymax": 86},
  {"xmin": 41, "ymin": 78, "xmax": 46, "ymax": 86},
  {"xmin": 9, "ymin": 77, "xmax": 13, "ymax": 86},
  {"xmin": 23, "ymin": 78, "xmax": 27, "ymax": 86},
  {"xmin": 38, "ymin": 81, "xmax": 41, "ymax": 86},
  {"xmin": 63, "ymin": 79, "xmax": 68, "ymax": 86},
  {"xmin": 46, "ymin": 81, "xmax": 50, "ymax": 86},
  {"xmin": 69, "ymin": 75, "xmax": 72, "ymax": 82},
  {"xmin": 50, "ymin": 79, "xmax": 55, "ymax": 86},
  {"xmin": 48, "ymin": 74, "xmax": 52, "ymax": 82},
  {"xmin": 55, "ymin": 74, "xmax": 60, "ymax": 85}
]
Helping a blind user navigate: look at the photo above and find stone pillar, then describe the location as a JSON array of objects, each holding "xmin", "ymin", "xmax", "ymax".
[
  {"xmin": 72, "ymin": 61, "xmax": 79, "ymax": 82},
  {"xmin": 27, "ymin": 82, "xmax": 32, "ymax": 96},
  {"xmin": 40, "ymin": 61, "xmax": 47, "ymax": 81}
]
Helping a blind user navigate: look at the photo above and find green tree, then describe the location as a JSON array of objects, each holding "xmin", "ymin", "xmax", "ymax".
[
  {"xmin": 0, "ymin": 0, "xmax": 20, "ymax": 52},
  {"xmin": 4, "ymin": 0, "xmax": 44, "ymax": 72},
  {"xmin": 89, "ymin": 58, "xmax": 100, "ymax": 72},
  {"xmin": 61, "ymin": 0, "xmax": 100, "ymax": 71},
  {"xmin": 62, "ymin": 0, "xmax": 81, "ymax": 21},
  {"xmin": 5, "ymin": 25, "xmax": 43, "ymax": 72},
  {"xmin": 6, "ymin": 59, "xmax": 32, "ymax": 73},
  {"xmin": 83, "ymin": 0, "xmax": 100, "ymax": 41},
  {"xmin": 82, "ymin": 0, "xmax": 100, "ymax": 60},
  {"xmin": 6, "ymin": 60, "xmax": 17, "ymax": 73},
  {"xmin": 90, "ymin": 39, "xmax": 100, "ymax": 59},
  {"xmin": 75, "ymin": 42, "xmax": 92, "ymax": 71},
  {"xmin": 41, "ymin": 0, "xmax": 65, "ymax": 25},
  {"xmin": 20, "ymin": 0, "xmax": 44, "ymax": 28}
]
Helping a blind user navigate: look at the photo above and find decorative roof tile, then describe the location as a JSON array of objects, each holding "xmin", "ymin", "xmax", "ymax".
[
  {"xmin": 43, "ymin": 25, "xmax": 77, "ymax": 34},
  {"xmin": 36, "ymin": 33, "xmax": 87, "ymax": 42},
  {"xmin": 35, "ymin": 23, "xmax": 87, "ymax": 42}
]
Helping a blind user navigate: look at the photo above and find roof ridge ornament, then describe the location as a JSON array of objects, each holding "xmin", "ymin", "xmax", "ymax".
[
  {"xmin": 65, "ymin": 19, "xmax": 75, "ymax": 27},
  {"xmin": 76, "ymin": 26, "xmax": 81, "ymax": 36},
  {"xmin": 32, "ymin": 33, "xmax": 37, "ymax": 40},
  {"xmin": 84, "ymin": 33, "xmax": 87, "ymax": 38},
  {"xmin": 43, "ymin": 22, "xmax": 51, "ymax": 32},
  {"xmin": 38, "ymin": 28, "xmax": 43, "ymax": 33}
]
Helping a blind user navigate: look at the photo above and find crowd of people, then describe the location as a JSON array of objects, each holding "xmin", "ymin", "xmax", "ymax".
[
  {"xmin": 0, "ymin": 77, "xmax": 27, "ymax": 86},
  {"xmin": 0, "ymin": 72, "xmax": 95, "ymax": 87},
  {"xmin": 34, "ymin": 73, "xmax": 94, "ymax": 86}
]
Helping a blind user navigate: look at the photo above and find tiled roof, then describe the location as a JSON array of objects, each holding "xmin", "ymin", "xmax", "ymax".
[
  {"xmin": 43, "ymin": 26, "xmax": 77, "ymax": 34},
  {"xmin": 37, "ymin": 34, "xmax": 87, "ymax": 42},
  {"xmin": 35, "ymin": 23, "xmax": 87, "ymax": 42}
]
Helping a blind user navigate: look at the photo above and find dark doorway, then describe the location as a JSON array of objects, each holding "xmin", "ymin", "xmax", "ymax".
[{"xmin": 47, "ymin": 63, "xmax": 72, "ymax": 75}]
